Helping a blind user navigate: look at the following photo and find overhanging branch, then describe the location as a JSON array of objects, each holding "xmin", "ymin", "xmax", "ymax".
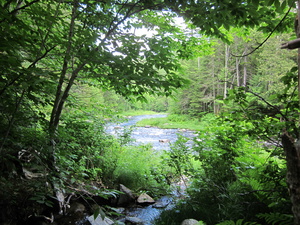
[{"xmin": 281, "ymin": 38, "xmax": 300, "ymax": 49}]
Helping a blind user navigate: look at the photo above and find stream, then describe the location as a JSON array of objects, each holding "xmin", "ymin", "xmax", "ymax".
[
  {"xmin": 105, "ymin": 114, "xmax": 197, "ymax": 224},
  {"xmin": 105, "ymin": 114, "xmax": 196, "ymax": 151}
]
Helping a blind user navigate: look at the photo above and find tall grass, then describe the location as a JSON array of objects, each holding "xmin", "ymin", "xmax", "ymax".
[{"xmin": 136, "ymin": 114, "xmax": 203, "ymax": 130}]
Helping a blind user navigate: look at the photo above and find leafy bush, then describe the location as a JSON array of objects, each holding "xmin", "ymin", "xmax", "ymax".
[
  {"xmin": 112, "ymin": 144, "xmax": 169, "ymax": 194},
  {"xmin": 156, "ymin": 114, "xmax": 290, "ymax": 225},
  {"xmin": 56, "ymin": 113, "xmax": 117, "ymax": 182},
  {"xmin": 56, "ymin": 112, "xmax": 168, "ymax": 196}
]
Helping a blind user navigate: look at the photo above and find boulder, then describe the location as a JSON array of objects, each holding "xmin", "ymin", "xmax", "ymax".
[
  {"xmin": 117, "ymin": 184, "xmax": 136, "ymax": 206},
  {"xmin": 88, "ymin": 214, "xmax": 114, "ymax": 225},
  {"xmin": 181, "ymin": 218, "xmax": 199, "ymax": 225},
  {"xmin": 152, "ymin": 201, "xmax": 169, "ymax": 208},
  {"xmin": 125, "ymin": 216, "xmax": 144, "ymax": 224},
  {"xmin": 159, "ymin": 139, "xmax": 170, "ymax": 143},
  {"xmin": 178, "ymin": 129, "xmax": 187, "ymax": 132},
  {"xmin": 137, "ymin": 193, "xmax": 155, "ymax": 204}
]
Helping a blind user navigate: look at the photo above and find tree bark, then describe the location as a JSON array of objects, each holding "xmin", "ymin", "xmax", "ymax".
[
  {"xmin": 243, "ymin": 56, "xmax": 247, "ymax": 87},
  {"xmin": 224, "ymin": 44, "xmax": 229, "ymax": 98},
  {"xmin": 282, "ymin": 132, "xmax": 300, "ymax": 225},
  {"xmin": 49, "ymin": 1, "xmax": 78, "ymax": 136},
  {"xmin": 236, "ymin": 56, "xmax": 240, "ymax": 87}
]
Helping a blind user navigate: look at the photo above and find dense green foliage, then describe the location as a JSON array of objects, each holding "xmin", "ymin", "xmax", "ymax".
[{"xmin": 155, "ymin": 114, "xmax": 291, "ymax": 225}]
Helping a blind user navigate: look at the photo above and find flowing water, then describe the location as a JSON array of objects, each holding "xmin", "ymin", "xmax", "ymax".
[
  {"xmin": 105, "ymin": 114, "xmax": 196, "ymax": 151},
  {"xmin": 105, "ymin": 114, "xmax": 196, "ymax": 224}
]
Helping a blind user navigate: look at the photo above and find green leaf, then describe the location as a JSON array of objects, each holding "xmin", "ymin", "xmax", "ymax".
[
  {"xmin": 93, "ymin": 207, "xmax": 100, "ymax": 220},
  {"xmin": 267, "ymin": 0, "xmax": 275, "ymax": 6},
  {"xmin": 290, "ymin": 66, "xmax": 298, "ymax": 72},
  {"xmin": 93, "ymin": 206, "xmax": 105, "ymax": 220}
]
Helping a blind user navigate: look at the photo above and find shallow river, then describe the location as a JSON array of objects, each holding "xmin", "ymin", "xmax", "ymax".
[
  {"xmin": 105, "ymin": 114, "xmax": 196, "ymax": 224},
  {"xmin": 105, "ymin": 114, "xmax": 196, "ymax": 151}
]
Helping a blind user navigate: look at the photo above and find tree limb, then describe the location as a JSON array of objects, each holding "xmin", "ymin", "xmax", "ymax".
[
  {"xmin": 281, "ymin": 38, "xmax": 300, "ymax": 49},
  {"xmin": 232, "ymin": 7, "xmax": 292, "ymax": 57}
]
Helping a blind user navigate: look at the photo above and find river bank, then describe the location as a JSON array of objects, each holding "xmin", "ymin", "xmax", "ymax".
[{"xmin": 118, "ymin": 110, "xmax": 202, "ymax": 131}]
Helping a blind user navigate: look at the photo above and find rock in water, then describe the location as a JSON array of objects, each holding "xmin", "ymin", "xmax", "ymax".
[
  {"xmin": 137, "ymin": 193, "xmax": 155, "ymax": 204},
  {"xmin": 181, "ymin": 218, "xmax": 199, "ymax": 225},
  {"xmin": 88, "ymin": 214, "xmax": 114, "ymax": 225},
  {"xmin": 159, "ymin": 139, "xmax": 170, "ymax": 143},
  {"xmin": 125, "ymin": 216, "xmax": 144, "ymax": 224}
]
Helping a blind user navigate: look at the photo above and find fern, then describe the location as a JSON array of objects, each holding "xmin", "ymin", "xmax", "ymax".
[
  {"xmin": 257, "ymin": 213, "xmax": 293, "ymax": 225},
  {"xmin": 216, "ymin": 219, "xmax": 260, "ymax": 225}
]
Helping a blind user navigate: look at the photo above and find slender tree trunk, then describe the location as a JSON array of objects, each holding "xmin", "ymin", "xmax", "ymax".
[
  {"xmin": 49, "ymin": 1, "xmax": 78, "ymax": 136},
  {"xmin": 224, "ymin": 44, "xmax": 229, "ymax": 98},
  {"xmin": 51, "ymin": 64, "xmax": 85, "ymax": 132},
  {"xmin": 243, "ymin": 56, "xmax": 247, "ymax": 87},
  {"xmin": 46, "ymin": 1, "xmax": 81, "ymax": 215},
  {"xmin": 297, "ymin": 0, "xmax": 300, "ymax": 107},
  {"xmin": 282, "ymin": 132, "xmax": 300, "ymax": 225},
  {"xmin": 212, "ymin": 57, "xmax": 219, "ymax": 114},
  {"xmin": 236, "ymin": 56, "xmax": 240, "ymax": 87}
]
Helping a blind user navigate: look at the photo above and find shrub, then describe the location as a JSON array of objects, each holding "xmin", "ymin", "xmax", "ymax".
[{"xmin": 156, "ymin": 114, "xmax": 290, "ymax": 225}]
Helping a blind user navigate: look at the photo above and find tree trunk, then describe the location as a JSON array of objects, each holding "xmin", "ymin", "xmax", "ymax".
[
  {"xmin": 282, "ymin": 132, "xmax": 300, "ymax": 225},
  {"xmin": 298, "ymin": 0, "xmax": 300, "ymax": 105},
  {"xmin": 212, "ymin": 56, "xmax": 219, "ymax": 114},
  {"xmin": 224, "ymin": 44, "xmax": 229, "ymax": 98},
  {"xmin": 236, "ymin": 56, "xmax": 240, "ymax": 87},
  {"xmin": 243, "ymin": 56, "xmax": 247, "ymax": 87},
  {"xmin": 49, "ymin": 1, "xmax": 78, "ymax": 136}
]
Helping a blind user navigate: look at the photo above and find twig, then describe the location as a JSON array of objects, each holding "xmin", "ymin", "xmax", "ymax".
[{"xmin": 232, "ymin": 7, "xmax": 292, "ymax": 57}]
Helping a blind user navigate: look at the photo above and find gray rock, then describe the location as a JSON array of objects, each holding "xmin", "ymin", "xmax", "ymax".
[
  {"xmin": 159, "ymin": 139, "xmax": 170, "ymax": 143},
  {"xmin": 88, "ymin": 214, "xmax": 114, "ymax": 225},
  {"xmin": 112, "ymin": 207, "xmax": 125, "ymax": 214},
  {"xmin": 125, "ymin": 216, "xmax": 144, "ymax": 224},
  {"xmin": 181, "ymin": 218, "xmax": 199, "ymax": 225},
  {"xmin": 153, "ymin": 201, "xmax": 169, "ymax": 208},
  {"xmin": 137, "ymin": 193, "xmax": 155, "ymax": 204},
  {"xmin": 117, "ymin": 184, "xmax": 136, "ymax": 206}
]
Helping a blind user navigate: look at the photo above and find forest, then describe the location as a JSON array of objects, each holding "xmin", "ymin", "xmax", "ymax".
[{"xmin": 1, "ymin": 0, "xmax": 300, "ymax": 224}]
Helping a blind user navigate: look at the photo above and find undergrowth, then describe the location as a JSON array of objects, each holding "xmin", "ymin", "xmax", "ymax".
[
  {"xmin": 136, "ymin": 113, "xmax": 202, "ymax": 130},
  {"xmin": 154, "ymin": 113, "xmax": 291, "ymax": 225}
]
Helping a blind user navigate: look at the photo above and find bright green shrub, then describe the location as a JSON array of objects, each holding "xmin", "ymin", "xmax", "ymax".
[
  {"xmin": 156, "ymin": 114, "xmax": 290, "ymax": 225},
  {"xmin": 112, "ymin": 144, "xmax": 168, "ymax": 194},
  {"xmin": 56, "ymin": 112, "xmax": 168, "ymax": 195},
  {"xmin": 56, "ymin": 112, "xmax": 121, "ymax": 183}
]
